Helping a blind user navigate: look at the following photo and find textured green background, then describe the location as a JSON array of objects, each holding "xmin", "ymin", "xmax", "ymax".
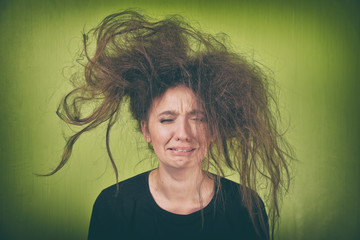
[{"xmin": 0, "ymin": 0, "xmax": 359, "ymax": 239}]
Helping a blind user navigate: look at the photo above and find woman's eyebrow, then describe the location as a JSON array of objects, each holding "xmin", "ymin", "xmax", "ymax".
[
  {"xmin": 158, "ymin": 110, "xmax": 177, "ymax": 117},
  {"xmin": 157, "ymin": 110, "xmax": 205, "ymax": 117},
  {"xmin": 188, "ymin": 110, "xmax": 205, "ymax": 116}
]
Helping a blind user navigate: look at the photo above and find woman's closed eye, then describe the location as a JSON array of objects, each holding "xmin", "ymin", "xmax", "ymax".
[
  {"xmin": 160, "ymin": 118, "xmax": 174, "ymax": 123},
  {"xmin": 191, "ymin": 116, "xmax": 207, "ymax": 122}
]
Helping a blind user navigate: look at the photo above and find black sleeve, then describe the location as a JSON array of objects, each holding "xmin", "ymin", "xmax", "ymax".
[
  {"xmin": 255, "ymin": 196, "xmax": 270, "ymax": 240},
  {"xmin": 88, "ymin": 189, "xmax": 128, "ymax": 240},
  {"xmin": 243, "ymin": 193, "xmax": 270, "ymax": 240},
  {"xmin": 222, "ymin": 179, "xmax": 270, "ymax": 240}
]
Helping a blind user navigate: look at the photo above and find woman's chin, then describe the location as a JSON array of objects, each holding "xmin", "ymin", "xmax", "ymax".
[{"xmin": 159, "ymin": 158, "xmax": 201, "ymax": 171}]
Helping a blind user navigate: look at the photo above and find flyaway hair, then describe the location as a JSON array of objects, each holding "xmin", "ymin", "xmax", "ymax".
[{"xmin": 51, "ymin": 10, "xmax": 293, "ymax": 239}]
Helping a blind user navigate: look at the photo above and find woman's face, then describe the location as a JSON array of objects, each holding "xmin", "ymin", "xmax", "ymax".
[{"xmin": 141, "ymin": 86, "xmax": 210, "ymax": 170}]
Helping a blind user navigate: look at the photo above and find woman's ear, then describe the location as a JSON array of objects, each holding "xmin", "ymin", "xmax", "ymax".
[{"xmin": 141, "ymin": 120, "xmax": 151, "ymax": 143}]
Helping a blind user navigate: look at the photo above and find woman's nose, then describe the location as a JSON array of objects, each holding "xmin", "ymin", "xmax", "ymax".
[{"xmin": 175, "ymin": 119, "xmax": 191, "ymax": 141}]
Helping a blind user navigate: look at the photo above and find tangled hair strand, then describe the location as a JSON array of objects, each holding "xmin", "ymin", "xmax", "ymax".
[{"xmin": 51, "ymin": 10, "xmax": 293, "ymax": 239}]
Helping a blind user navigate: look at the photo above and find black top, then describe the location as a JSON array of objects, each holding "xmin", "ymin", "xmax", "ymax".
[{"xmin": 88, "ymin": 171, "xmax": 268, "ymax": 240}]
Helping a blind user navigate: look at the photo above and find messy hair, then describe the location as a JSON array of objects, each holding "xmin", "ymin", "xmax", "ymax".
[{"xmin": 51, "ymin": 10, "xmax": 292, "ymax": 239}]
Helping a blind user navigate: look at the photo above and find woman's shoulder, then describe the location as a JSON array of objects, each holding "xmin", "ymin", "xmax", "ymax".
[
  {"xmin": 215, "ymin": 176, "xmax": 269, "ymax": 239},
  {"xmin": 216, "ymin": 176, "xmax": 242, "ymax": 195},
  {"xmin": 96, "ymin": 171, "xmax": 151, "ymax": 202},
  {"xmin": 218, "ymin": 176, "xmax": 240, "ymax": 187},
  {"xmin": 215, "ymin": 176, "xmax": 264, "ymax": 206}
]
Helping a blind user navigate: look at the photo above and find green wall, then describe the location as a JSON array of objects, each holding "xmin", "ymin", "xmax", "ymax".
[{"xmin": 0, "ymin": 0, "xmax": 359, "ymax": 239}]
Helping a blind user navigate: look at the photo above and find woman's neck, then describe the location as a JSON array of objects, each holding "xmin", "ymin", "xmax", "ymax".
[{"xmin": 149, "ymin": 166, "xmax": 214, "ymax": 214}]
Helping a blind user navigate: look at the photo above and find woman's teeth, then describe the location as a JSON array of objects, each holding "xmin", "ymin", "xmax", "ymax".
[{"xmin": 170, "ymin": 148, "xmax": 193, "ymax": 152}]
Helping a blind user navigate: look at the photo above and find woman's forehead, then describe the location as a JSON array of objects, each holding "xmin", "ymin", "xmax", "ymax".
[{"xmin": 150, "ymin": 86, "xmax": 202, "ymax": 115}]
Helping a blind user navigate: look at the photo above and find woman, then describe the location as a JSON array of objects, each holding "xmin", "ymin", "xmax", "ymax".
[{"xmin": 52, "ymin": 10, "xmax": 292, "ymax": 239}]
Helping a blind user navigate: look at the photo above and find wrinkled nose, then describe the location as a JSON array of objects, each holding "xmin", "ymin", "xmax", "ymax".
[{"xmin": 175, "ymin": 119, "xmax": 191, "ymax": 141}]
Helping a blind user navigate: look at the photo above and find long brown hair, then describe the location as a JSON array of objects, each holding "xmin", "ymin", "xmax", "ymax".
[{"xmin": 51, "ymin": 10, "xmax": 293, "ymax": 239}]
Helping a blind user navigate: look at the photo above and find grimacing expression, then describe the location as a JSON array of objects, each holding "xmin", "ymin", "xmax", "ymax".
[{"xmin": 141, "ymin": 86, "xmax": 210, "ymax": 170}]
